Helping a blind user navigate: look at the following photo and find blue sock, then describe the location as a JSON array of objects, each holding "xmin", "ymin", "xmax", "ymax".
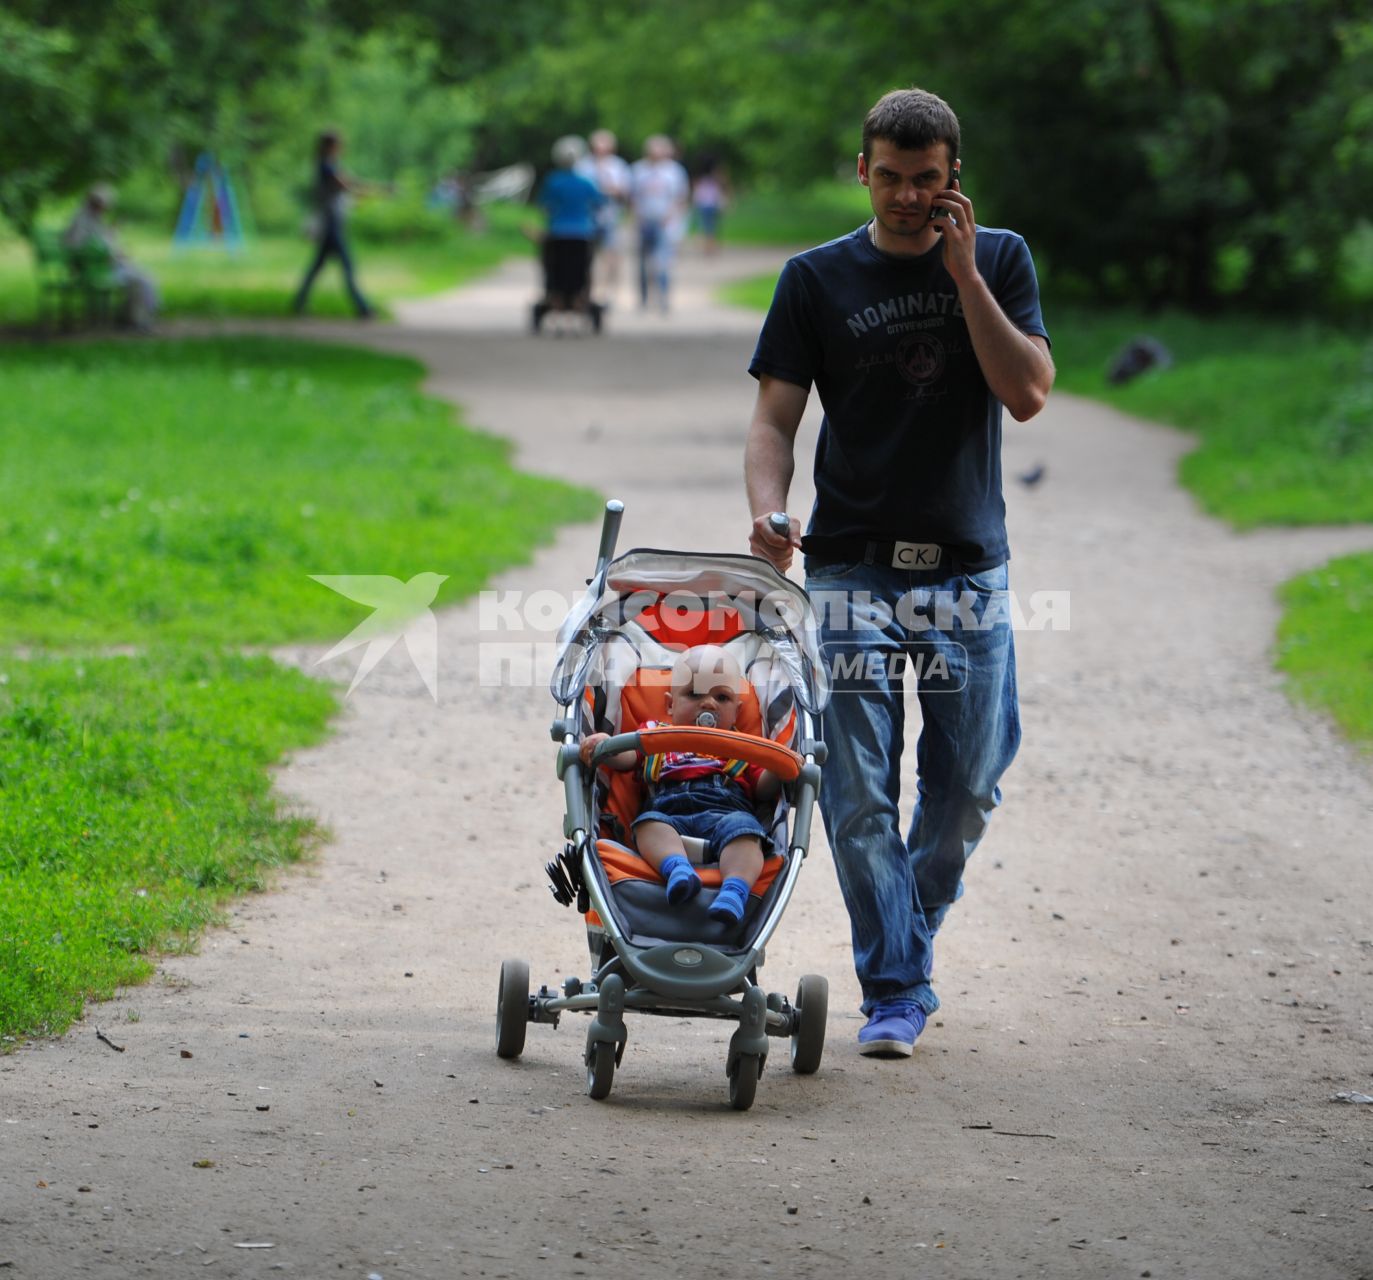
[
  {"xmin": 660, "ymin": 854, "xmax": 701, "ymax": 906},
  {"xmin": 707, "ymin": 876, "xmax": 750, "ymax": 923}
]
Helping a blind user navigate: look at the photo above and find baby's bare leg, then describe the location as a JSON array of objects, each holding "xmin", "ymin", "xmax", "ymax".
[
  {"xmin": 635, "ymin": 820, "xmax": 700, "ymax": 906},
  {"xmin": 634, "ymin": 821, "xmax": 687, "ymax": 870},
  {"xmin": 708, "ymin": 837, "xmax": 765, "ymax": 924},
  {"xmin": 718, "ymin": 836, "xmax": 765, "ymax": 890}
]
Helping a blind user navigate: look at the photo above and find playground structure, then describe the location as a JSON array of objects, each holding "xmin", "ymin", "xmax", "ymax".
[{"xmin": 173, "ymin": 153, "xmax": 248, "ymax": 251}]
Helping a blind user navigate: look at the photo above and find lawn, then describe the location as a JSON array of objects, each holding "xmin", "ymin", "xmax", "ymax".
[
  {"xmin": 0, "ymin": 650, "xmax": 336, "ymax": 1042},
  {"xmin": 0, "ymin": 204, "xmax": 533, "ymax": 327},
  {"xmin": 0, "ymin": 337, "xmax": 599, "ymax": 646},
  {"xmin": 0, "ymin": 336, "xmax": 599, "ymax": 1043}
]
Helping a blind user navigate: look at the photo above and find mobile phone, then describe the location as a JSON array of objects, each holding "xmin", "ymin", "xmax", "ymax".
[{"xmin": 931, "ymin": 162, "xmax": 961, "ymax": 229}]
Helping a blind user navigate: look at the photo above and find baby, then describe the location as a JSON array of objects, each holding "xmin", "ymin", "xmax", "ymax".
[{"xmin": 580, "ymin": 645, "xmax": 781, "ymax": 924}]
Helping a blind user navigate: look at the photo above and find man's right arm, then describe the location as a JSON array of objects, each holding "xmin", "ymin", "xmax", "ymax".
[{"xmin": 745, "ymin": 375, "xmax": 809, "ymax": 570}]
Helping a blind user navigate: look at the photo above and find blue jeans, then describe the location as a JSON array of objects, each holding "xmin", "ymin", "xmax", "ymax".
[
  {"xmin": 637, "ymin": 220, "xmax": 671, "ymax": 306},
  {"xmin": 293, "ymin": 217, "xmax": 371, "ymax": 317},
  {"xmin": 804, "ymin": 558, "xmax": 1021, "ymax": 1016}
]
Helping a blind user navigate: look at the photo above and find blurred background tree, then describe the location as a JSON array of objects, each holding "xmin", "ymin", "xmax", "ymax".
[{"xmin": 1, "ymin": 0, "xmax": 1369, "ymax": 313}]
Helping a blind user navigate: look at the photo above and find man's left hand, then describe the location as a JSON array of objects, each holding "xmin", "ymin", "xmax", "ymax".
[{"xmin": 932, "ymin": 186, "xmax": 977, "ymax": 285}]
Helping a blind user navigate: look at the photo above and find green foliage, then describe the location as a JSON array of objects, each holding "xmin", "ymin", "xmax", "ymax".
[
  {"xmin": 468, "ymin": 0, "xmax": 1373, "ymax": 312},
  {"xmin": 0, "ymin": 650, "xmax": 336, "ymax": 1041},
  {"xmin": 0, "ymin": 337, "xmax": 599, "ymax": 646},
  {"xmin": 722, "ymin": 184, "xmax": 872, "ymax": 250},
  {"xmin": 1277, "ymin": 555, "xmax": 1373, "ymax": 749},
  {"xmin": 7, "ymin": 1, "xmax": 1371, "ymax": 312},
  {"xmin": 329, "ymin": 33, "xmax": 483, "ymax": 186}
]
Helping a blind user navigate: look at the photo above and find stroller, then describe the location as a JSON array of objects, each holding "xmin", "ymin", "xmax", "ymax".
[
  {"xmin": 494, "ymin": 501, "xmax": 832, "ymax": 1110},
  {"xmin": 531, "ymin": 236, "xmax": 605, "ymax": 334}
]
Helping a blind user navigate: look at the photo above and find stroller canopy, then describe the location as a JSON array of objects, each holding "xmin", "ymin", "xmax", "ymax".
[{"xmin": 550, "ymin": 549, "xmax": 831, "ymax": 715}]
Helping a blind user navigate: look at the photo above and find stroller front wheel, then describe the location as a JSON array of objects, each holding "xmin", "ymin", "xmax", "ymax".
[
  {"xmin": 496, "ymin": 958, "xmax": 530, "ymax": 1059},
  {"xmin": 586, "ymin": 1039, "xmax": 616, "ymax": 1099},
  {"xmin": 728, "ymin": 1053, "xmax": 761, "ymax": 1111},
  {"xmin": 790, "ymin": 973, "xmax": 828, "ymax": 1074}
]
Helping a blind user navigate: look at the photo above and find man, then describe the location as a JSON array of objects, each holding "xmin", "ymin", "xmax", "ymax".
[
  {"xmin": 629, "ymin": 135, "xmax": 689, "ymax": 313},
  {"xmin": 744, "ymin": 88, "xmax": 1054, "ymax": 1057},
  {"xmin": 576, "ymin": 129, "xmax": 632, "ymax": 299}
]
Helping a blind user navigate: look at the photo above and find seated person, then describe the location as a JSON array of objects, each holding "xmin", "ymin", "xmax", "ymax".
[
  {"xmin": 63, "ymin": 185, "xmax": 159, "ymax": 331},
  {"xmin": 580, "ymin": 645, "xmax": 781, "ymax": 924}
]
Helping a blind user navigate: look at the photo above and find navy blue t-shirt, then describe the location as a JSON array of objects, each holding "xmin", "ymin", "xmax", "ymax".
[{"xmin": 749, "ymin": 223, "xmax": 1049, "ymax": 570}]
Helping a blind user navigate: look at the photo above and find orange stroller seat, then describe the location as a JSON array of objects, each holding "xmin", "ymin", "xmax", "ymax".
[{"xmin": 585, "ymin": 663, "xmax": 794, "ymax": 925}]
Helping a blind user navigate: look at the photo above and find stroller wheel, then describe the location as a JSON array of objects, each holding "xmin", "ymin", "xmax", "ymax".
[
  {"xmin": 728, "ymin": 1053, "xmax": 761, "ymax": 1111},
  {"xmin": 586, "ymin": 1039, "xmax": 616, "ymax": 1100},
  {"xmin": 790, "ymin": 973, "xmax": 828, "ymax": 1074},
  {"xmin": 531, "ymin": 302, "xmax": 547, "ymax": 333},
  {"xmin": 496, "ymin": 958, "xmax": 530, "ymax": 1059}
]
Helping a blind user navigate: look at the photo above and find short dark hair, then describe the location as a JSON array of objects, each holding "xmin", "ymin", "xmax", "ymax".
[{"xmin": 862, "ymin": 89, "xmax": 960, "ymax": 166}]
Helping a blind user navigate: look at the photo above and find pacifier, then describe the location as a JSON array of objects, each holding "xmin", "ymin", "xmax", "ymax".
[{"xmin": 695, "ymin": 711, "xmax": 718, "ymax": 728}]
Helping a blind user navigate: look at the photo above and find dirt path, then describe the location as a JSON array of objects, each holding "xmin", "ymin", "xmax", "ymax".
[{"xmin": 4, "ymin": 248, "xmax": 1373, "ymax": 1280}]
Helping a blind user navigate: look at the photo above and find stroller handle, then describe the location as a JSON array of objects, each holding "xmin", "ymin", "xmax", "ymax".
[
  {"xmin": 592, "ymin": 500, "xmax": 625, "ymax": 582},
  {"xmin": 592, "ymin": 725, "xmax": 804, "ymax": 781}
]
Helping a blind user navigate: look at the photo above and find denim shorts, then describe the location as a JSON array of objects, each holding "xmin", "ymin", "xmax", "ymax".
[{"xmin": 634, "ymin": 778, "xmax": 773, "ymax": 862}]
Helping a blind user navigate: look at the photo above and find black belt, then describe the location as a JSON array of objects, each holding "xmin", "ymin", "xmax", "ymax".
[{"xmin": 801, "ymin": 535, "xmax": 955, "ymax": 571}]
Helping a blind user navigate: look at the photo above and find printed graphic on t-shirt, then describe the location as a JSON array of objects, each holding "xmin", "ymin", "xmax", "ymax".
[{"xmin": 898, "ymin": 332, "xmax": 945, "ymax": 386}]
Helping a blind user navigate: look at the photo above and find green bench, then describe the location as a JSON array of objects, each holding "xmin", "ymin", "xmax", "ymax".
[{"xmin": 32, "ymin": 228, "xmax": 123, "ymax": 332}]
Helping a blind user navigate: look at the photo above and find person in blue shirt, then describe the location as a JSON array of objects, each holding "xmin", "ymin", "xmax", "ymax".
[
  {"xmin": 536, "ymin": 136, "xmax": 606, "ymax": 314},
  {"xmin": 744, "ymin": 88, "xmax": 1055, "ymax": 1059}
]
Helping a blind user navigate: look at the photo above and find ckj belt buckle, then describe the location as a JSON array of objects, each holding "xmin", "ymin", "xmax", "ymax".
[{"xmin": 891, "ymin": 541, "xmax": 944, "ymax": 569}]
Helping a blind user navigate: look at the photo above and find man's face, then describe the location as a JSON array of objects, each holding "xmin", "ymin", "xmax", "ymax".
[
  {"xmin": 858, "ymin": 140, "xmax": 955, "ymax": 243},
  {"xmin": 666, "ymin": 677, "xmax": 741, "ymax": 730}
]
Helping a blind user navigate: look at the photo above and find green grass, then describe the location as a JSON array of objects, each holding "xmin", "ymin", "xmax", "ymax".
[
  {"xmin": 723, "ymin": 182, "xmax": 872, "ymax": 250},
  {"xmin": 1277, "ymin": 556, "xmax": 1373, "ymax": 746},
  {"xmin": 0, "ymin": 650, "xmax": 336, "ymax": 1042},
  {"xmin": 0, "ymin": 204, "xmax": 532, "ymax": 326},
  {"xmin": 0, "ymin": 336, "xmax": 599, "ymax": 1045},
  {"xmin": 1048, "ymin": 308, "xmax": 1373, "ymax": 528},
  {"xmin": 719, "ymin": 272, "xmax": 780, "ymax": 313},
  {"xmin": 0, "ymin": 337, "xmax": 599, "ymax": 646}
]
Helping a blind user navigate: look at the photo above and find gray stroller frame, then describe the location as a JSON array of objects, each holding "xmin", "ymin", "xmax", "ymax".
[{"xmin": 494, "ymin": 500, "xmax": 832, "ymax": 1109}]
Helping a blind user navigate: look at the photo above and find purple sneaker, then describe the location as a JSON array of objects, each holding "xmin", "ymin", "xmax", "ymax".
[{"xmin": 857, "ymin": 1001, "xmax": 927, "ymax": 1057}]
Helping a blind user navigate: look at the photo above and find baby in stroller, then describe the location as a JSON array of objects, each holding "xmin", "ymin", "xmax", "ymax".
[{"xmin": 579, "ymin": 644, "xmax": 783, "ymax": 924}]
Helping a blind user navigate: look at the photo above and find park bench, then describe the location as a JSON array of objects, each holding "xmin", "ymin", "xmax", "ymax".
[{"xmin": 32, "ymin": 228, "xmax": 123, "ymax": 333}]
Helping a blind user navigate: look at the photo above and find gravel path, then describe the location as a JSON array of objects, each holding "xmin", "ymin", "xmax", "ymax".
[{"xmin": 3, "ymin": 247, "xmax": 1372, "ymax": 1279}]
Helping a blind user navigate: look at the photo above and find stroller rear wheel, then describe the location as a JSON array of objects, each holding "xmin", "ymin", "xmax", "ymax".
[
  {"xmin": 790, "ymin": 973, "xmax": 828, "ymax": 1074},
  {"xmin": 496, "ymin": 958, "xmax": 530, "ymax": 1059},
  {"xmin": 586, "ymin": 1039, "xmax": 616, "ymax": 1099},
  {"xmin": 728, "ymin": 1053, "xmax": 761, "ymax": 1111}
]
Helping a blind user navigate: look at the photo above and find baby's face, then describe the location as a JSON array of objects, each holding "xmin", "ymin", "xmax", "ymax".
[{"xmin": 666, "ymin": 678, "xmax": 740, "ymax": 730}]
